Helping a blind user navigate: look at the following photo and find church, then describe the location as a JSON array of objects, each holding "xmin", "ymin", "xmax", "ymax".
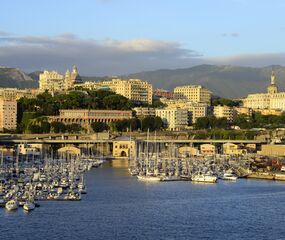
[{"xmin": 243, "ymin": 71, "xmax": 285, "ymax": 111}]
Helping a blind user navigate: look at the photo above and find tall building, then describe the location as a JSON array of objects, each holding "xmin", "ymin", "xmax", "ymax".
[
  {"xmin": 39, "ymin": 70, "xmax": 65, "ymax": 92},
  {"xmin": 155, "ymin": 108, "xmax": 188, "ymax": 131},
  {"xmin": 243, "ymin": 70, "xmax": 285, "ymax": 111},
  {"xmin": 174, "ymin": 85, "xmax": 212, "ymax": 104},
  {"xmin": 0, "ymin": 92, "xmax": 17, "ymax": 131},
  {"xmin": 100, "ymin": 79, "xmax": 153, "ymax": 104}
]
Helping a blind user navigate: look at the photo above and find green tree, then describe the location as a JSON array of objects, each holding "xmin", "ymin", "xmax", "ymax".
[
  {"xmin": 91, "ymin": 122, "xmax": 109, "ymax": 132},
  {"xmin": 50, "ymin": 122, "xmax": 66, "ymax": 133}
]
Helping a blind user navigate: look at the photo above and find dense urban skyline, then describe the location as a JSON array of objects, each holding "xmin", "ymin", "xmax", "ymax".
[{"xmin": 1, "ymin": 0, "xmax": 285, "ymax": 75}]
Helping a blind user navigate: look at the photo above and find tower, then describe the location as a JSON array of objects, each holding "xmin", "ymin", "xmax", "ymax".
[
  {"xmin": 267, "ymin": 69, "xmax": 278, "ymax": 94},
  {"xmin": 64, "ymin": 69, "xmax": 71, "ymax": 90}
]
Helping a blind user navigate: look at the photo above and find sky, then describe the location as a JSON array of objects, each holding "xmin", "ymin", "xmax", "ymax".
[{"xmin": 1, "ymin": 0, "xmax": 285, "ymax": 75}]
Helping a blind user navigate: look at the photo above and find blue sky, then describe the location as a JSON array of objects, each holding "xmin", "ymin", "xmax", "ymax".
[{"xmin": 1, "ymin": 0, "xmax": 285, "ymax": 75}]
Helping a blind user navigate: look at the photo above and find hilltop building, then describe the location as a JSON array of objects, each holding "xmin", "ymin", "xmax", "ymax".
[
  {"xmin": 243, "ymin": 70, "xmax": 285, "ymax": 111},
  {"xmin": 39, "ymin": 65, "xmax": 82, "ymax": 92},
  {"xmin": 213, "ymin": 105, "xmax": 237, "ymax": 122}
]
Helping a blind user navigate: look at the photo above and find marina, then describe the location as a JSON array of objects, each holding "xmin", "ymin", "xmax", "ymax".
[{"xmin": 1, "ymin": 160, "xmax": 285, "ymax": 240}]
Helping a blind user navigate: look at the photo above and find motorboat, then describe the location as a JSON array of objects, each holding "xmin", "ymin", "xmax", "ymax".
[
  {"xmin": 23, "ymin": 201, "xmax": 35, "ymax": 211},
  {"xmin": 137, "ymin": 175, "xmax": 161, "ymax": 182},
  {"xmin": 221, "ymin": 172, "xmax": 238, "ymax": 181},
  {"xmin": 5, "ymin": 199, "xmax": 19, "ymax": 211},
  {"xmin": 191, "ymin": 173, "xmax": 217, "ymax": 183}
]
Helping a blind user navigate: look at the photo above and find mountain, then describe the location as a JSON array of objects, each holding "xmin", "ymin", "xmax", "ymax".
[
  {"xmin": 1, "ymin": 64, "xmax": 285, "ymax": 98},
  {"xmin": 126, "ymin": 64, "xmax": 285, "ymax": 98},
  {"xmin": 0, "ymin": 67, "xmax": 38, "ymax": 89}
]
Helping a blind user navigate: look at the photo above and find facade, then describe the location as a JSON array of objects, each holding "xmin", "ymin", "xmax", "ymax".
[
  {"xmin": 234, "ymin": 107, "xmax": 253, "ymax": 117},
  {"xmin": 200, "ymin": 144, "xmax": 216, "ymax": 156},
  {"xmin": 258, "ymin": 144, "xmax": 285, "ymax": 156},
  {"xmin": 49, "ymin": 109, "xmax": 132, "ymax": 126},
  {"xmin": 222, "ymin": 143, "xmax": 246, "ymax": 155},
  {"xmin": 39, "ymin": 70, "xmax": 65, "ymax": 92},
  {"xmin": 0, "ymin": 92, "xmax": 17, "ymax": 131},
  {"xmin": 178, "ymin": 146, "xmax": 199, "ymax": 155},
  {"xmin": 0, "ymin": 88, "xmax": 38, "ymax": 100},
  {"xmin": 133, "ymin": 107, "xmax": 156, "ymax": 117},
  {"xmin": 113, "ymin": 137, "xmax": 136, "ymax": 158},
  {"xmin": 160, "ymin": 98, "xmax": 208, "ymax": 123},
  {"xmin": 99, "ymin": 78, "xmax": 152, "ymax": 104},
  {"xmin": 174, "ymin": 85, "xmax": 212, "ymax": 104},
  {"xmin": 155, "ymin": 108, "xmax": 189, "ymax": 131},
  {"xmin": 39, "ymin": 65, "xmax": 82, "ymax": 92},
  {"xmin": 213, "ymin": 105, "xmax": 236, "ymax": 122},
  {"xmin": 243, "ymin": 71, "xmax": 285, "ymax": 111}
]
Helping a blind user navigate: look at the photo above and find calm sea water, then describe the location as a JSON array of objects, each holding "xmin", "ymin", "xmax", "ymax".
[{"xmin": 1, "ymin": 160, "xmax": 285, "ymax": 240}]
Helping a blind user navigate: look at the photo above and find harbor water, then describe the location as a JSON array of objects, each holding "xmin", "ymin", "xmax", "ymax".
[{"xmin": 1, "ymin": 160, "xmax": 285, "ymax": 240}]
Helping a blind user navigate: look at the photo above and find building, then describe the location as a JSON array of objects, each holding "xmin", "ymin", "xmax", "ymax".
[
  {"xmin": 0, "ymin": 88, "xmax": 38, "ymax": 100},
  {"xmin": 64, "ymin": 65, "xmax": 83, "ymax": 90},
  {"xmin": 153, "ymin": 88, "xmax": 174, "ymax": 99},
  {"xmin": 213, "ymin": 105, "xmax": 236, "ymax": 122},
  {"xmin": 222, "ymin": 143, "xmax": 247, "ymax": 155},
  {"xmin": 39, "ymin": 65, "xmax": 82, "ymax": 92},
  {"xmin": 234, "ymin": 107, "xmax": 253, "ymax": 117},
  {"xmin": 39, "ymin": 70, "xmax": 65, "ymax": 92},
  {"xmin": 98, "ymin": 78, "xmax": 153, "ymax": 104},
  {"xmin": 113, "ymin": 137, "xmax": 136, "ymax": 158},
  {"xmin": 178, "ymin": 146, "xmax": 199, "ymax": 156},
  {"xmin": 0, "ymin": 92, "xmax": 17, "ymax": 131},
  {"xmin": 49, "ymin": 109, "xmax": 132, "ymax": 126},
  {"xmin": 155, "ymin": 108, "xmax": 188, "ymax": 131},
  {"xmin": 200, "ymin": 144, "xmax": 216, "ymax": 156},
  {"xmin": 160, "ymin": 98, "xmax": 208, "ymax": 123},
  {"xmin": 258, "ymin": 144, "xmax": 285, "ymax": 156},
  {"xmin": 174, "ymin": 85, "xmax": 212, "ymax": 104},
  {"xmin": 133, "ymin": 107, "xmax": 156, "ymax": 117},
  {"xmin": 243, "ymin": 70, "xmax": 285, "ymax": 111}
]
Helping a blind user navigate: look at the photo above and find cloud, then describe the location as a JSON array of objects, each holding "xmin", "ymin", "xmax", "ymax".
[
  {"xmin": 221, "ymin": 32, "xmax": 240, "ymax": 38},
  {"xmin": 210, "ymin": 52, "xmax": 285, "ymax": 67},
  {"xmin": 0, "ymin": 33, "xmax": 203, "ymax": 75}
]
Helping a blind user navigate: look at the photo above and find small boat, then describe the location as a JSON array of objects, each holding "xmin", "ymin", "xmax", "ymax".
[
  {"xmin": 191, "ymin": 173, "xmax": 217, "ymax": 183},
  {"xmin": 161, "ymin": 175, "xmax": 181, "ymax": 181},
  {"xmin": 5, "ymin": 200, "xmax": 18, "ymax": 211},
  {"xmin": 23, "ymin": 201, "xmax": 35, "ymax": 211}
]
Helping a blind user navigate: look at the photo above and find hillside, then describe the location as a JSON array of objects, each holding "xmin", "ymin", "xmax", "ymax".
[
  {"xmin": 1, "ymin": 65, "xmax": 285, "ymax": 98},
  {"xmin": 127, "ymin": 64, "xmax": 285, "ymax": 98},
  {"xmin": 0, "ymin": 67, "xmax": 38, "ymax": 89}
]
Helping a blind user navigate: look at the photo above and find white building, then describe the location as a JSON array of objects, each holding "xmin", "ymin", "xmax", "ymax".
[
  {"xmin": 174, "ymin": 85, "xmax": 212, "ymax": 104},
  {"xmin": 243, "ymin": 70, "xmax": 285, "ymax": 111},
  {"xmin": 155, "ymin": 108, "xmax": 189, "ymax": 131}
]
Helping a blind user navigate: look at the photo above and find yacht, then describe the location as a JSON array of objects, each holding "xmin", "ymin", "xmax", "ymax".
[
  {"xmin": 5, "ymin": 199, "xmax": 19, "ymax": 211},
  {"xmin": 161, "ymin": 175, "xmax": 181, "ymax": 181},
  {"xmin": 137, "ymin": 175, "xmax": 161, "ymax": 182},
  {"xmin": 221, "ymin": 172, "xmax": 238, "ymax": 181},
  {"xmin": 191, "ymin": 173, "xmax": 217, "ymax": 183}
]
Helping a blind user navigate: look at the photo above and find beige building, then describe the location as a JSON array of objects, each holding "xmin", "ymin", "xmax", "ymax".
[
  {"xmin": 39, "ymin": 70, "xmax": 65, "ymax": 92},
  {"xmin": 178, "ymin": 146, "xmax": 199, "ymax": 155},
  {"xmin": 39, "ymin": 65, "xmax": 82, "ymax": 92},
  {"xmin": 160, "ymin": 98, "xmax": 208, "ymax": 123},
  {"xmin": 174, "ymin": 85, "xmax": 212, "ymax": 104},
  {"xmin": 214, "ymin": 105, "xmax": 236, "ymax": 122},
  {"xmin": 0, "ymin": 92, "xmax": 17, "ymax": 131},
  {"xmin": 155, "ymin": 108, "xmax": 189, "ymax": 131},
  {"xmin": 0, "ymin": 88, "xmax": 38, "ymax": 100},
  {"xmin": 49, "ymin": 109, "xmax": 132, "ymax": 126},
  {"xmin": 200, "ymin": 144, "xmax": 216, "ymax": 156},
  {"xmin": 113, "ymin": 137, "xmax": 136, "ymax": 158},
  {"xmin": 102, "ymin": 79, "xmax": 153, "ymax": 104},
  {"xmin": 243, "ymin": 70, "xmax": 285, "ymax": 111},
  {"xmin": 222, "ymin": 143, "xmax": 246, "ymax": 155},
  {"xmin": 133, "ymin": 107, "xmax": 156, "ymax": 117},
  {"xmin": 258, "ymin": 144, "xmax": 285, "ymax": 156},
  {"xmin": 234, "ymin": 107, "xmax": 253, "ymax": 117}
]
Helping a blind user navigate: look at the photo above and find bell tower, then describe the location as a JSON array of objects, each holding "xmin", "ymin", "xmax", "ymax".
[{"xmin": 267, "ymin": 69, "xmax": 278, "ymax": 94}]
